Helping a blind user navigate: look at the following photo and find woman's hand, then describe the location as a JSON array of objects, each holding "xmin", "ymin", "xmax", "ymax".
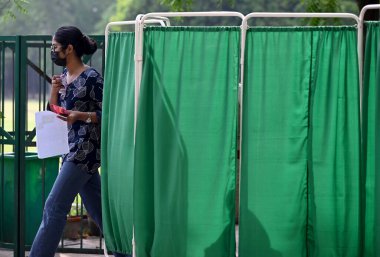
[
  {"xmin": 51, "ymin": 75, "xmax": 63, "ymax": 94},
  {"xmin": 50, "ymin": 74, "xmax": 64, "ymax": 105},
  {"xmin": 57, "ymin": 110, "xmax": 81, "ymax": 125}
]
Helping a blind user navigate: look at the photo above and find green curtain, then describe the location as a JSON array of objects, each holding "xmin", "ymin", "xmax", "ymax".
[
  {"xmin": 309, "ymin": 27, "xmax": 360, "ymax": 257},
  {"xmin": 134, "ymin": 27, "xmax": 239, "ymax": 257},
  {"xmin": 363, "ymin": 21, "xmax": 380, "ymax": 257},
  {"xmin": 240, "ymin": 26, "xmax": 360, "ymax": 257},
  {"xmin": 102, "ymin": 32, "xmax": 135, "ymax": 255}
]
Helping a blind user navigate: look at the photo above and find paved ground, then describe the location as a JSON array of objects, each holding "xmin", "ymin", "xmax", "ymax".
[
  {"xmin": 0, "ymin": 236, "xmax": 107, "ymax": 257},
  {"xmin": 1, "ymin": 226, "xmax": 239, "ymax": 257}
]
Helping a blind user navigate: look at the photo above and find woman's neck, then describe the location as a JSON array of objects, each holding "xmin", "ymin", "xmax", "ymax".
[{"xmin": 66, "ymin": 58, "xmax": 86, "ymax": 76}]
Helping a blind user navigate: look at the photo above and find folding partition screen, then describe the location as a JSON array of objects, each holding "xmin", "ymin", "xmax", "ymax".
[
  {"xmin": 133, "ymin": 27, "xmax": 240, "ymax": 257},
  {"xmin": 102, "ymin": 32, "xmax": 135, "ymax": 255},
  {"xmin": 240, "ymin": 26, "xmax": 360, "ymax": 257},
  {"xmin": 101, "ymin": 17, "xmax": 377, "ymax": 257},
  {"xmin": 363, "ymin": 21, "xmax": 380, "ymax": 257}
]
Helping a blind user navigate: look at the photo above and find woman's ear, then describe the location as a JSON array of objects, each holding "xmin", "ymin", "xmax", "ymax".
[{"xmin": 66, "ymin": 44, "xmax": 74, "ymax": 54}]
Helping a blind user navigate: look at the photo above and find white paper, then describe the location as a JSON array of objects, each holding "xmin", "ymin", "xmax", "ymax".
[{"xmin": 35, "ymin": 111, "xmax": 69, "ymax": 159}]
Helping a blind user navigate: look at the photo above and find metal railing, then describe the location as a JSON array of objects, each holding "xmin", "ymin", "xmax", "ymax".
[{"xmin": 0, "ymin": 35, "xmax": 106, "ymax": 257}]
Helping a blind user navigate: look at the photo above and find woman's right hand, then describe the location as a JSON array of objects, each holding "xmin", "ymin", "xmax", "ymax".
[{"xmin": 51, "ymin": 74, "xmax": 63, "ymax": 94}]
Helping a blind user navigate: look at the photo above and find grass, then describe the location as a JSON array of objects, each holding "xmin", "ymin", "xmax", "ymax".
[{"xmin": 1, "ymin": 99, "xmax": 42, "ymax": 153}]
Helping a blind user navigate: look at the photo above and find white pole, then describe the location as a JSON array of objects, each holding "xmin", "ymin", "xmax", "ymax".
[
  {"xmin": 237, "ymin": 17, "xmax": 248, "ymax": 254},
  {"xmin": 358, "ymin": 5, "xmax": 380, "ymax": 135}
]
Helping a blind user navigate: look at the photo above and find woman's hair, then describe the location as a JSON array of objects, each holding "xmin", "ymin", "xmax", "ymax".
[{"xmin": 53, "ymin": 26, "xmax": 97, "ymax": 57}]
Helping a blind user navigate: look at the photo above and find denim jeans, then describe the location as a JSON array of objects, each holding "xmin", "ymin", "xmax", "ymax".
[{"xmin": 29, "ymin": 161, "xmax": 131, "ymax": 257}]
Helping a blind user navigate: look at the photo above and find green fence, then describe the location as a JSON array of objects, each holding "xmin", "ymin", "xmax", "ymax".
[{"xmin": 0, "ymin": 35, "xmax": 105, "ymax": 256}]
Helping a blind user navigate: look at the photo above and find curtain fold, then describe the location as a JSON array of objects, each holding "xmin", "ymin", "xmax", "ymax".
[
  {"xmin": 362, "ymin": 21, "xmax": 380, "ymax": 257},
  {"xmin": 134, "ymin": 27, "xmax": 239, "ymax": 257},
  {"xmin": 308, "ymin": 27, "xmax": 360, "ymax": 257},
  {"xmin": 102, "ymin": 32, "xmax": 135, "ymax": 255},
  {"xmin": 240, "ymin": 26, "xmax": 360, "ymax": 257},
  {"xmin": 240, "ymin": 27, "xmax": 311, "ymax": 257}
]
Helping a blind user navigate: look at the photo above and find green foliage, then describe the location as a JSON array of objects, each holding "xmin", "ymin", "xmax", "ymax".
[
  {"xmin": 0, "ymin": 0, "xmax": 113, "ymax": 35},
  {"xmin": 301, "ymin": 0, "xmax": 359, "ymax": 25},
  {"xmin": 108, "ymin": 0, "xmax": 358, "ymax": 27},
  {"xmin": 0, "ymin": 0, "xmax": 362, "ymax": 36},
  {"xmin": 1, "ymin": 0, "xmax": 28, "ymax": 22},
  {"xmin": 160, "ymin": 0, "xmax": 193, "ymax": 11}
]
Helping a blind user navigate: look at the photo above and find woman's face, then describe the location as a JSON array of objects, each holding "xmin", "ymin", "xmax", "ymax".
[
  {"xmin": 51, "ymin": 37, "xmax": 67, "ymax": 66},
  {"xmin": 51, "ymin": 37, "xmax": 65, "ymax": 55}
]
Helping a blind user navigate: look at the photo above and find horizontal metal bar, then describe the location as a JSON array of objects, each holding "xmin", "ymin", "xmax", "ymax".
[
  {"xmin": 0, "ymin": 139, "xmax": 15, "ymax": 144},
  {"xmin": 141, "ymin": 11, "xmax": 245, "ymax": 24},
  {"xmin": 18, "ymin": 35, "xmax": 51, "ymax": 40},
  {"xmin": 0, "ymin": 36, "xmax": 18, "ymax": 41},
  {"xmin": 104, "ymin": 19, "xmax": 167, "ymax": 56},
  {"xmin": 244, "ymin": 12, "xmax": 360, "ymax": 24},
  {"xmin": 105, "ymin": 21, "xmax": 137, "ymax": 32}
]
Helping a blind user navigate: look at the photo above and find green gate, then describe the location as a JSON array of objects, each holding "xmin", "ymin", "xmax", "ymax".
[{"xmin": 0, "ymin": 35, "xmax": 105, "ymax": 257}]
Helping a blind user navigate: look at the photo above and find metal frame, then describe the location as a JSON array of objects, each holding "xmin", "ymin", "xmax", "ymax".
[
  {"xmin": 105, "ymin": 17, "xmax": 170, "ymax": 56},
  {"xmin": 135, "ymin": 12, "xmax": 245, "ymax": 138},
  {"xmin": 106, "ymin": 10, "xmax": 369, "ymax": 257},
  {"xmin": 104, "ymin": 16, "xmax": 169, "ymax": 140},
  {"xmin": 238, "ymin": 12, "xmax": 361, "ymax": 257},
  {"xmin": 359, "ymin": 4, "xmax": 380, "ymax": 117},
  {"xmin": 0, "ymin": 35, "xmax": 107, "ymax": 257}
]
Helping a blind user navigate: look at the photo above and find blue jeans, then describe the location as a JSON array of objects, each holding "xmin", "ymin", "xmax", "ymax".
[{"xmin": 29, "ymin": 161, "xmax": 131, "ymax": 257}]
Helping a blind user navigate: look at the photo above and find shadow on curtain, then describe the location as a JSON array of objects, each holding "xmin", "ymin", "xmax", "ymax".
[
  {"xmin": 362, "ymin": 21, "xmax": 380, "ymax": 257},
  {"xmin": 134, "ymin": 27, "xmax": 239, "ymax": 257},
  {"xmin": 240, "ymin": 26, "xmax": 360, "ymax": 257}
]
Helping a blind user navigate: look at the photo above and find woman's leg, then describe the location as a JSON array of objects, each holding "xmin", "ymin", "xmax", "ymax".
[
  {"xmin": 80, "ymin": 171, "xmax": 131, "ymax": 257},
  {"xmin": 29, "ymin": 162, "xmax": 92, "ymax": 257}
]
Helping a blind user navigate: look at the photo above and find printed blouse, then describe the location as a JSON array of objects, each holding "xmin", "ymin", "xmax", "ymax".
[{"xmin": 57, "ymin": 67, "xmax": 103, "ymax": 173}]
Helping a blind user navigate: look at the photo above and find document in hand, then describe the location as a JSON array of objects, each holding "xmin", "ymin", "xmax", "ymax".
[{"xmin": 35, "ymin": 111, "xmax": 69, "ymax": 159}]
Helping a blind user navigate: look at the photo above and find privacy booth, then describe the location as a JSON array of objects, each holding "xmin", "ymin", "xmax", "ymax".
[{"xmin": 101, "ymin": 6, "xmax": 380, "ymax": 257}]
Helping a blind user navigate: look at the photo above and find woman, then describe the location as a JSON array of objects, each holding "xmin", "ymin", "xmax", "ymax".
[{"xmin": 29, "ymin": 26, "xmax": 130, "ymax": 257}]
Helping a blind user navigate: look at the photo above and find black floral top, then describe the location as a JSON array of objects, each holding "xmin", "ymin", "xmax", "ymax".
[{"xmin": 57, "ymin": 67, "xmax": 103, "ymax": 174}]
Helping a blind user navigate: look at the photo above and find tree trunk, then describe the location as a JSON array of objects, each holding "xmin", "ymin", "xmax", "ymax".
[{"xmin": 357, "ymin": 0, "xmax": 380, "ymax": 20}]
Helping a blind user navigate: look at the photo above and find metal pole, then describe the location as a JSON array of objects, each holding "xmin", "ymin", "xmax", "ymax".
[
  {"xmin": 14, "ymin": 35, "xmax": 26, "ymax": 257},
  {"xmin": 242, "ymin": 11, "xmax": 361, "ymax": 257}
]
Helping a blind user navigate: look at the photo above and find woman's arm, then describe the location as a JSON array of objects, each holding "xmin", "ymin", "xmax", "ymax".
[
  {"xmin": 50, "ymin": 75, "xmax": 63, "ymax": 105},
  {"xmin": 58, "ymin": 110, "xmax": 98, "ymax": 125}
]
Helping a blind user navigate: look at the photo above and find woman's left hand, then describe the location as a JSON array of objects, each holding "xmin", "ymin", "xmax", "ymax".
[{"xmin": 57, "ymin": 110, "xmax": 81, "ymax": 125}]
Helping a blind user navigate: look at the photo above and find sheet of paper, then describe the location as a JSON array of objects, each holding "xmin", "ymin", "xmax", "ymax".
[{"xmin": 35, "ymin": 111, "xmax": 69, "ymax": 159}]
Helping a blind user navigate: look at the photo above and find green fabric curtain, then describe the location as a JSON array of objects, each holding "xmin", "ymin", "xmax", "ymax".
[
  {"xmin": 240, "ymin": 26, "xmax": 360, "ymax": 257},
  {"xmin": 134, "ymin": 27, "xmax": 239, "ymax": 257},
  {"xmin": 102, "ymin": 32, "xmax": 135, "ymax": 255},
  {"xmin": 363, "ymin": 21, "xmax": 380, "ymax": 257}
]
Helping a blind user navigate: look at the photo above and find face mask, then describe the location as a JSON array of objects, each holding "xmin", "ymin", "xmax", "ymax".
[{"xmin": 51, "ymin": 51, "xmax": 67, "ymax": 66}]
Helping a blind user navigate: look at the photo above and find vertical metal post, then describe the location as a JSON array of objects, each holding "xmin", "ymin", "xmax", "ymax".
[
  {"xmin": 0, "ymin": 40, "xmax": 5, "ymax": 244},
  {"xmin": 14, "ymin": 36, "xmax": 26, "ymax": 257}
]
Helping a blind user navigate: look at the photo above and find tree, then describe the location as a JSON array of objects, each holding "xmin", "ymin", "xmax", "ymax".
[
  {"xmin": 109, "ymin": 0, "xmax": 361, "ymax": 26},
  {"xmin": 0, "ymin": 0, "xmax": 113, "ymax": 35},
  {"xmin": 0, "ymin": 0, "xmax": 29, "ymax": 20},
  {"xmin": 0, "ymin": 0, "xmax": 28, "ymax": 22}
]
